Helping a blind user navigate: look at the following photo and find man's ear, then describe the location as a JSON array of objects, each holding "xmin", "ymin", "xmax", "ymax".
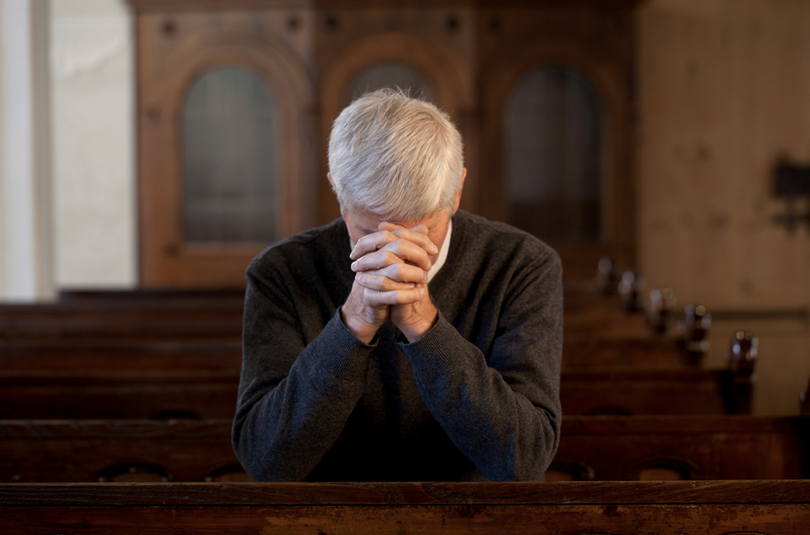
[
  {"xmin": 327, "ymin": 172, "xmax": 333, "ymax": 186},
  {"xmin": 452, "ymin": 169, "xmax": 466, "ymax": 214}
]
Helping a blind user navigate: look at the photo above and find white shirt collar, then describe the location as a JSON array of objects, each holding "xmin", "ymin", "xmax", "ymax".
[{"xmin": 427, "ymin": 218, "xmax": 452, "ymax": 283}]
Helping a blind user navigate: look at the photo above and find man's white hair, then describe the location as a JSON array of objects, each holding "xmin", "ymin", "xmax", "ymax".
[{"xmin": 328, "ymin": 88, "xmax": 464, "ymax": 222}]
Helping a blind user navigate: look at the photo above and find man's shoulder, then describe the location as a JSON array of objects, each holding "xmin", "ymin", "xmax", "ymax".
[
  {"xmin": 248, "ymin": 218, "xmax": 347, "ymax": 275},
  {"xmin": 453, "ymin": 210, "xmax": 559, "ymax": 263}
]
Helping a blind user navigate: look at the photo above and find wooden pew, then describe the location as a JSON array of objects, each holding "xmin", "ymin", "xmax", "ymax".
[
  {"xmin": 0, "ymin": 339, "xmax": 241, "ymax": 370},
  {"xmin": 0, "ymin": 288, "xmax": 693, "ymax": 375},
  {"xmin": 563, "ymin": 289, "xmax": 700, "ymax": 369},
  {"xmin": 1, "ymin": 480, "xmax": 809, "ymax": 534},
  {"xmin": 0, "ymin": 299, "xmax": 243, "ymax": 342},
  {"xmin": 0, "ymin": 369, "xmax": 241, "ymax": 419},
  {"xmin": 559, "ymin": 368, "xmax": 749, "ymax": 415},
  {"xmin": 0, "ymin": 289, "xmax": 749, "ymax": 419},
  {"xmin": 0, "ymin": 419, "xmax": 244, "ymax": 483},
  {"xmin": 0, "ymin": 366, "xmax": 751, "ymax": 419},
  {"xmin": 549, "ymin": 415, "xmax": 809, "ymax": 481},
  {"xmin": 2, "ymin": 416, "xmax": 806, "ymax": 483}
]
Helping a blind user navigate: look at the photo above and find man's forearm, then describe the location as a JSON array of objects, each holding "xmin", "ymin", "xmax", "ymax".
[{"xmin": 234, "ymin": 311, "xmax": 373, "ymax": 481}]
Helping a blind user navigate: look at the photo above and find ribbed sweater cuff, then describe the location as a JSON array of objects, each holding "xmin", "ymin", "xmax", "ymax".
[
  {"xmin": 398, "ymin": 313, "xmax": 465, "ymax": 381},
  {"xmin": 316, "ymin": 309, "xmax": 376, "ymax": 380}
]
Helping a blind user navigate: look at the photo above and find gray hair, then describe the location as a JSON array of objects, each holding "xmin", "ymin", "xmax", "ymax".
[{"xmin": 328, "ymin": 88, "xmax": 464, "ymax": 222}]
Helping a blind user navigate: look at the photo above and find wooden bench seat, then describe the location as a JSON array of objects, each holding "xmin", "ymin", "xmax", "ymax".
[
  {"xmin": 562, "ymin": 337, "xmax": 687, "ymax": 369},
  {"xmin": 0, "ymin": 370, "xmax": 241, "ymax": 419},
  {"xmin": 1, "ymin": 480, "xmax": 808, "ymax": 534},
  {"xmin": 1, "ymin": 416, "xmax": 805, "ymax": 483},
  {"xmin": 0, "ymin": 419, "xmax": 242, "ymax": 483},
  {"xmin": 0, "ymin": 367, "xmax": 750, "ymax": 419},
  {"xmin": 0, "ymin": 339, "xmax": 241, "ymax": 370},
  {"xmin": 549, "ymin": 415, "xmax": 809, "ymax": 481},
  {"xmin": 560, "ymin": 368, "xmax": 750, "ymax": 415},
  {"xmin": 0, "ymin": 289, "xmax": 693, "ymax": 369},
  {"xmin": 0, "ymin": 302, "xmax": 243, "ymax": 341}
]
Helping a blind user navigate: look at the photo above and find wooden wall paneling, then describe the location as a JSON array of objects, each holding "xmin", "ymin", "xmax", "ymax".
[
  {"xmin": 479, "ymin": 5, "xmax": 638, "ymax": 280},
  {"xmin": 131, "ymin": 1, "xmax": 641, "ymax": 286},
  {"xmin": 136, "ymin": 8, "xmax": 316, "ymax": 287},
  {"xmin": 315, "ymin": 7, "xmax": 477, "ymax": 224}
]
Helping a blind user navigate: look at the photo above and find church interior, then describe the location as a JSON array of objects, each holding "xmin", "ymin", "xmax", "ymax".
[{"xmin": 0, "ymin": 0, "xmax": 808, "ymax": 530}]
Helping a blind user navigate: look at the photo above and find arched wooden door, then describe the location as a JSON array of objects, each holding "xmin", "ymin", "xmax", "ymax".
[
  {"xmin": 480, "ymin": 10, "xmax": 636, "ymax": 281},
  {"xmin": 136, "ymin": 17, "xmax": 315, "ymax": 288}
]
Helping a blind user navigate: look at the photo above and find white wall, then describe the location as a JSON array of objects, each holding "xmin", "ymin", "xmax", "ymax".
[
  {"xmin": 0, "ymin": 0, "xmax": 55, "ymax": 301},
  {"xmin": 50, "ymin": 0, "xmax": 136, "ymax": 288},
  {"xmin": 0, "ymin": 1, "xmax": 6, "ymax": 298}
]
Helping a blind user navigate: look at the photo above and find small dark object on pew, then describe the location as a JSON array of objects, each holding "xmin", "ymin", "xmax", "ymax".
[
  {"xmin": 645, "ymin": 287, "xmax": 676, "ymax": 334},
  {"xmin": 596, "ymin": 257, "xmax": 618, "ymax": 294},
  {"xmin": 726, "ymin": 330, "xmax": 757, "ymax": 377},
  {"xmin": 676, "ymin": 304, "xmax": 712, "ymax": 366},
  {"xmin": 800, "ymin": 375, "xmax": 809, "ymax": 415},
  {"xmin": 617, "ymin": 270, "xmax": 645, "ymax": 311},
  {"xmin": 725, "ymin": 330, "xmax": 758, "ymax": 414}
]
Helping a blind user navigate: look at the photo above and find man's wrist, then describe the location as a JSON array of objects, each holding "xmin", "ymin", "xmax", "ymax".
[
  {"xmin": 339, "ymin": 306, "xmax": 379, "ymax": 345},
  {"xmin": 398, "ymin": 312, "xmax": 439, "ymax": 343}
]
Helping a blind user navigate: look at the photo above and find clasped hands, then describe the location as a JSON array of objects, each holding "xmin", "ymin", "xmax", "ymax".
[{"xmin": 341, "ymin": 222, "xmax": 439, "ymax": 344}]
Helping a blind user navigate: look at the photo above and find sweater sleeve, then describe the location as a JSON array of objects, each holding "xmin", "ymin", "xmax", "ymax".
[
  {"xmin": 232, "ymin": 260, "xmax": 373, "ymax": 482},
  {"xmin": 399, "ymin": 249, "xmax": 563, "ymax": 482}
]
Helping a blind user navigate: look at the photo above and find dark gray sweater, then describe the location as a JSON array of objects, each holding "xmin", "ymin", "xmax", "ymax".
[{"xmin": 232, "ymin": 210, "xmax": 562, "ymax": 482}]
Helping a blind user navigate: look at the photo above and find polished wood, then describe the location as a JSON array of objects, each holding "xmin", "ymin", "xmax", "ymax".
[
  {"xmin": 0, "ymin": 303, "xmax": 241, "ymax": 341},
  {"xmin": 1, "ymin": 480, "xmax": 808, "ymax": 534},
  {"xmin": 0, "ymin": 419, "xmax": 243, "ymax": 483},
  {"xmin": 0, "ymin": 369, "xmax": 240, "ymax": 419},
  {"xmin": 560, "ymin": 369, "xmax": 746, "ymax": 415},
  {"xmin": 0, "ymin": 291, "xmax": 243, "ymax": 342},
  {"xmin": 0, "ymin": 367, "xmax": 750, "ymax": 419},
  {"xmin": 2, "ymin": 416, "xmax": 805, "ymax": 483},
  {"xmin": 479, "ymin": 3, "xmax": 637, "ymax": 279},
  {"xmin": 135, "ymin": 7, "xmax": 316, "ymax": 288},
  {"xmin": 0, "ymin": 339, "xmax": 241, "ymax": 370},
  {"xmin": 551, "ymin": 415, "xmax": 809, "ymax": 481},
  {"xmin": 130, "ymin": 0, "xmax": 640, "ymax": 286}
]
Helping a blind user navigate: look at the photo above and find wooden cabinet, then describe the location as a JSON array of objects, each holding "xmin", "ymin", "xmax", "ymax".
[{"xmin": 130, "ymin": 0, "xmax": 639, "ymax": 287}]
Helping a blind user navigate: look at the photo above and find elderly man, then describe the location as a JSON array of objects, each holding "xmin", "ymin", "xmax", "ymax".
[{"xmin": 233, "ymin": 89, "xmax": 562, "ymax": 482}]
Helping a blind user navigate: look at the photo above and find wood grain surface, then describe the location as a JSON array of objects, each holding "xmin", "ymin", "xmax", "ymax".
[
  {"xmin": 2, "ymin": 480, "xmax": 809, "ymax": 505},
  {"xmin": 1, "ymin": 481, "xmax": 808, "ymax": 534}
]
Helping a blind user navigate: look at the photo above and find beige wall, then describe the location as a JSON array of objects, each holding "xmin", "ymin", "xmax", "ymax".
[
  {"xmin": 51, "ymin": 0, "xmax": 136, "ymax": 288},
  {"xmin": 637, "ymin": 0, "xmax": 810, "ymax": 414},
  {"xmin": 0, "ymin": 0, "xmax": 55, "ymax": 301}
]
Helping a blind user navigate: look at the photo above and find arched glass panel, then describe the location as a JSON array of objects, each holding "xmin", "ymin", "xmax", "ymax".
[
  {"xmin": 505, "ymin": 65, "xmax": 603, "ymax": 243},
  {"xmin": 183, "ymin": 67, "xmax": 279, "ymax": 244},
  {"xmin": 345, "ymin": 60, "xmax": 434, "ymax": 104}
]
